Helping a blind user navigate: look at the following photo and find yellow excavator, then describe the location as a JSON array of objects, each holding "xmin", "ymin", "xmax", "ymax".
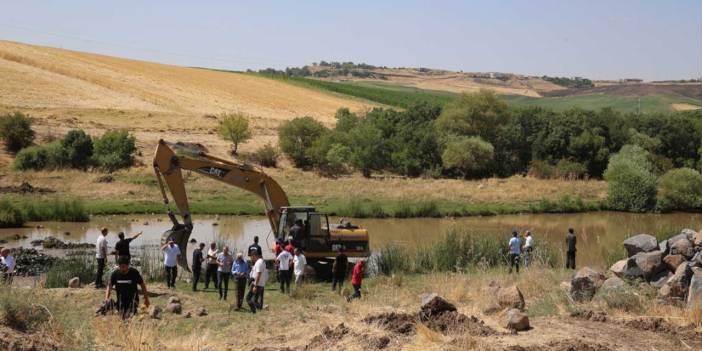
[{"xmin": 152, "ymin": 140, "xmax": 369, "ymax": 274}]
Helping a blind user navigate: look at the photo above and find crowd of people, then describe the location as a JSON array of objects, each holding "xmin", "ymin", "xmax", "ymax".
[{"xmin": 91, "ymin": 229, "xmax": 367, "ymax": 318}]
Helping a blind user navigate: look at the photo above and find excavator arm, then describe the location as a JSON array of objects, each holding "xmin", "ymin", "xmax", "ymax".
[{"xmin": 152, "ymin": 140, "xmax": 290, "ymax": 270}]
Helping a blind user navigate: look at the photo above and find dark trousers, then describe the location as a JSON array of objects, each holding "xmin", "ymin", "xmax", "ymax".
[
  {"xmin": 566, "ymin": 251, "xmax": 576, "ymax": 269},
  {"xmin": 278, "ymin": 269, "xmax": 291, "ymax": 294},
  {"xmin": 218, "ymin": 271, "xmax": 230, "ymax": 299},
  {"xmin": 204, "ymin": 264, "xmax": 218, "ymax": 289},
  {"xmin": 235, "ymin": 277, "xmax": 247, "ymax": 308},
  {"xmin": 350, "ymin": 283, "xmax": 361, "ymax": 300},
  {"xmin": 165, "ymin": 265, "xmax": 177, "ymax": 288},
  {"xmin": 117, "ymin": 295, "xmax": 138, "ymax": 319},
  {"xmin": 508, "ymin": 253, "xmax": 520, "ymax": 273},
  {"xmin": 246, "ymin": 286, "xmax": 265, "ymax": 313},
  {"xmin": 192, "ymin": 267, "xmax": 201, "ymax": 291},
  {"xmin": 95, "ymin": 258, "xmax": 105, "ymax": 288},
  {"xmin": 332, "ymin": 274, "xmax": 345, "ymax": 291}
]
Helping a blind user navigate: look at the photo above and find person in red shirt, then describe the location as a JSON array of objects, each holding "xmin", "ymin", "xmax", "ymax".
[
  {"xmin": 284, "ymin": 238, "xmax": 295, "ymax": 253},
  {"xmin": 348, "ymin": 260, "xmax": 365, "ymax": 301}
]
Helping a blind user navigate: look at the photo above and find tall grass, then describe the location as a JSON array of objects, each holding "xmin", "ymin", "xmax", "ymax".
[
  {"xmin": 19, "ymin": 199, "xmax": 89, "ymax": 222},
  {"xmin": 0, "ymin": 199, "xmax": 25, "ymax": 227},
  {"xmin": 371, "ymin": 227, "xmax": 559, "ymax": 275},
  {"xmin": 133, "ymin": 245, "xmax": 167, "ymax": 283},
  {"xmin": 44, "ymin": 250, "xmax": 97, "ymax": 288}
]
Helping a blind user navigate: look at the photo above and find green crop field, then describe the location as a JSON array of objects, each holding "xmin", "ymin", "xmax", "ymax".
[{"xmin": 240, "ymin": 71, "xmax": 702, "ymax": 113}]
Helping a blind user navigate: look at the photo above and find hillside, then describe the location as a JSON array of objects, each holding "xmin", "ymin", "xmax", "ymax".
[{"xmin": 0, "ymin": 40, "xmax": 374, "ymax": 156}]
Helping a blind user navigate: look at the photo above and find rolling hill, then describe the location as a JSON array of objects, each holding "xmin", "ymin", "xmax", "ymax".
[{"xmin": 0, "ymin": 40, "xmax": 375, "ymax": 156}]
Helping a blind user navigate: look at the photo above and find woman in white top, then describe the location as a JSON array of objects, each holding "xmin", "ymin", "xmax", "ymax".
[{"xmin": 1, "ymin": 248, "xmax": 15, "ymax": 284}]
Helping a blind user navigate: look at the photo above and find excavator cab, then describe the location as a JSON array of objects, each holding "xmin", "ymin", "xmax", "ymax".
[{"xmin": 277, "ymin": 207, "xmax": 331, "ymax": 254}]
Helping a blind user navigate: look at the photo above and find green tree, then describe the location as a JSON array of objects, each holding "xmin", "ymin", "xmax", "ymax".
[
  {"xmin": 441, "ymin": 136, "xmax": 494, "ymax": 177},
  {"xmin": 349, "ymin": 121, "xmax": 390, "ymax": 177},
  {"xmin": 657, "ymin": 168, "xmax": 702, "ymax": 211},
  {"xmin": 603, "ymin": 145, "xmax": 657, "ymax": 212},
  {"xmin": 218, "ymin": 113, "xmax": 252, "ymax": 155},
  {"xmin": 435, "ymin": 89, "xmax": 509, "ymax": 144},
  {"xmin": 0, "ymin": 112, "xmax": 35, "ymax": 152},
  {"xmin": 278, "ymin": 117, "xmax": 328, "ymax": 168},
  {"xmin": 333, "ymin": 108, "xmax": 359, "ymax": 133},
  {"xmin": 61, "ymin": 129, "xmax": 93, "ymax": 169},
  {"xmin": 253, "ymin": 143, "xmax": 280, "ymax": 168},
  {"xmin": 92, "ymin": 130, "xmax": 136, "ymax": 172},
  {"xmin": 324, "ymin": 143, "xmax": 352, "ymax": 175}
]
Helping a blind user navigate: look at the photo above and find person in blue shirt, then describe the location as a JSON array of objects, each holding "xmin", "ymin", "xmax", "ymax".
[
  {"xmin": 508, "ymin": 231, "xmax": 522, "ymax": 274},
  {"xmin": 231, "ymin": 252, "xmax": 250, "ymax": 310}
]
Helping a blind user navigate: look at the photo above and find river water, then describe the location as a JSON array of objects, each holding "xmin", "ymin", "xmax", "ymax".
[{"xmin": 1, "ymin": 212, "xmax": 701, "ymax": 269}]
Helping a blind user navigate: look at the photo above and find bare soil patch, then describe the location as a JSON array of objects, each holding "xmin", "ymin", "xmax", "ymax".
[{"xmin": 543, "ymin": 83, "xmax": 702, "ymax": 99}]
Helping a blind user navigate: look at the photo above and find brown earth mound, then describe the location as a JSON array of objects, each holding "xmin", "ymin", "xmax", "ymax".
[
  {"xmin": 624, "ymin": 318, "xmax": 702, "ymax": 339},
  {"xmin": 363, "ymin": 312, "xmax": 416, "ymax": 335},
  {"xmin": 306, "ymin": 323, "xmax": 351, "ymax": 349},
  {"xmin": 0, "ymin": 182, "xmax": 54, "ymax": 194},
  {"xmin": 569, "ymin": 310, "xmax": 608, "ymax": 322},
  {"xmin": 0, "ymin": 325, "xmax": 59, "ymax": 351},
  {"xmin": 506, "ymin": 339, "xmax": 613, "ymax": 351},
  {"xmin": 420, "ymin": 310, "xmax": 497, "ymax": 336}
]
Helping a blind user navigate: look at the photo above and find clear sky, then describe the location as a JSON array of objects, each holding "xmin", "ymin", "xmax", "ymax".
[{"xmin": 1, "ymin": 0, "xmax": 700, "ymax": 81}]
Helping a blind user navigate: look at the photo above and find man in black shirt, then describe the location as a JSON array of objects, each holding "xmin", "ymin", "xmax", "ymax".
[
  {"xmin": 105, "ymin": 256, "xmax": 150, "ymax": 319},
  {"xmin": 192, "ymin": 242, "xmax": 205, "ymax": 291},
  {"xmin": 566, "ymin": 228, "xmax": 577, "ymax": 270},
  {"xmin": 247, "ymin": 236, "xmax": 262, "ymax": 257},
  {"xmin": 114, "ymin": 231, "xmax": 142, "ymax": 262},
  {"xmin": 332, "ymin": 247, "xmax": 348, "ymax": 292}
]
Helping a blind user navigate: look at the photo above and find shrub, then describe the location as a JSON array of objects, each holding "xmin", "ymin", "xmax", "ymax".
[
  {"xmin": 657, "ymin": 168, "xmax": 702, "ymax": 211},
  {"xmin": 0, "ymin": 288, "xmax": 51, "ymax": 331},
  {"xmin": 324, "ymin": 143, "xmax": 352, "ymax": 175},
  {"xmin": 604, "ymin": 145, "xmax": 657, "ymax": 212},
  {"xmin": 278, "ymin": 117, "xmax": 327, "ymax": 167},
  {"xmin": 441, "ymin": 136, "xmax": 494, "ymax": 177},
  {"xmin": 0, "ymin": 112, "xmax": 35, "ymax": 152},
  {"xmin": 253, "ymin": 143, "xmax": 280, "ymax": 167},
  {"xmin": 553, "ymin": 159, "xmax": 588, "ymax": 180},
  {"xmin": 92, "ymin": 130, "xmax": 136, "ymax": 171},
  {"xmin": 61, "ymin": 129, "xmax": 93, "ymax": 169},
  {"xmin": 0, "ymin": 200, "xmax": 24, "ymax": 228},
  {"xmin": 13, "ymin": 145, "xmax": 49, "ymax": 170},
  {"xmin": 218, "ymin": 113, "xmax": 252, "ymax": 154}
]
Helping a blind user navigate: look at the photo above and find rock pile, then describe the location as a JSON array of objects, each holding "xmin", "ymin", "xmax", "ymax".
[
  {"xmin": 12, "ymin": 248, "xmax": 57, "ymax": 276},
  {"xmin": 575, "ymin": 229, "xmax": 702, "ymax": 308},
  {"xmin": 33, "ymin": 236, "xmax": 95, "ymax": 250}
]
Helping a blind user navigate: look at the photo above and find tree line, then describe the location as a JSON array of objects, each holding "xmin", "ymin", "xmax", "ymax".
[{"xmin": 278, "ymin": 89, "xmax": 702, "ymax": 211}]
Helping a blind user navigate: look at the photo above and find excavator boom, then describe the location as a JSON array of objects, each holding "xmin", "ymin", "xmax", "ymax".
[{"xmin": 152, "ymin": 140, "xmax": 289, "ymax": 269}]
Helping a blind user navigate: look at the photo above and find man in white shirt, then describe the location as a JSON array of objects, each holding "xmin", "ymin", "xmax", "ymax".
[
  {"xmin": 292, "ymin": 248, "xmax": 306, "ymax": 287},
  {"xmin": 247, "ymin": 249, "xmax": 268, "ymax": 314},
  {"xmin": 1, "ymin": 248, "xmax": 16, "ymax": 284},
  {"xmin": 508, "ymin": 231, "xmax": 521, "ymax": 274},
  {"xmin": 161, "ymin": 240, "xmax": 181, "ymax": 288},
  {"xmin": 95, "ymin": 227, "xmax": 109, "ymax": 289},
  {"xmin": 523, "ymin": 231, "xmax": 534, "ymax": 267},
  {"xmin": 204, "ymin": 242, "xmax": 220, "ymax": 290},
  {"xmin": 276, "ymin": 247, "xmax": 293, "ymax": 294}
]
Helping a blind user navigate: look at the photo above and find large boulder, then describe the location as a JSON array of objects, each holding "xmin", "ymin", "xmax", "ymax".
[
  {"xmin": 623, "ymin": 234, "xmax": 658, "ymax": 257},
  {"xmin": 570, "ymin": 267, "xmax": 605, "ymax": 301},
  {"xmin": 650, "ymin": 270, "xmax": 672, "ymax": 289},
  {"xmin": 658, "ymin": 240, "xmax": 670, "ymax": 256},
  {"xmin": 165, "ymin": 303, "xmax": 182, "ymax": 314},
  {"xmin": 687, "ymin": 273, "xmax": 702, "ymax": 309},
  {"xmin": 694, "ymin": 231, "xmax": 702, "ymax": 247},
  {"xmin": 681, "ymin": 229, "xmax": 698, "ymax": 242},
  {"xmin": 663, "ymin": 254, "xmax": 685, "ymax": 272},
  {"xmin": 660, "ymin": 263, "xmax": 692, "ymax": 299},
  {"xmin": 504, "ymin": 308, "xmax": 530, "ymax": 331},
  {"xmin": 669, "ymin": 235, "xmax": 694, "ymax": 259},
  {"xmin": 68, "ymin": 277, "xmax": 80, "ymax": 289},
  {"xmin": 497, "ymin": 286, "xmax": 525, "ymax": 310},
  {"xmin": 609, "ymin": 259, "xmax": 628, "ymax": 277},
  {"xmin": 601, "ymin": 276, "xmax": 625, "ymax": 291},
  {"xmin": 625, "ymin": 251, "xmax": 664, "ymax": 280},
  {"xmin": 420, "ymin": 293, "xmax": 456, "ymax": 317}
]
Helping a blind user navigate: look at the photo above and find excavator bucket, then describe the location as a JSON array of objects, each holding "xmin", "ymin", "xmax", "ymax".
[{"xmin": 162, "ymin": 226, "xmax": 191, "ymax": 272}]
